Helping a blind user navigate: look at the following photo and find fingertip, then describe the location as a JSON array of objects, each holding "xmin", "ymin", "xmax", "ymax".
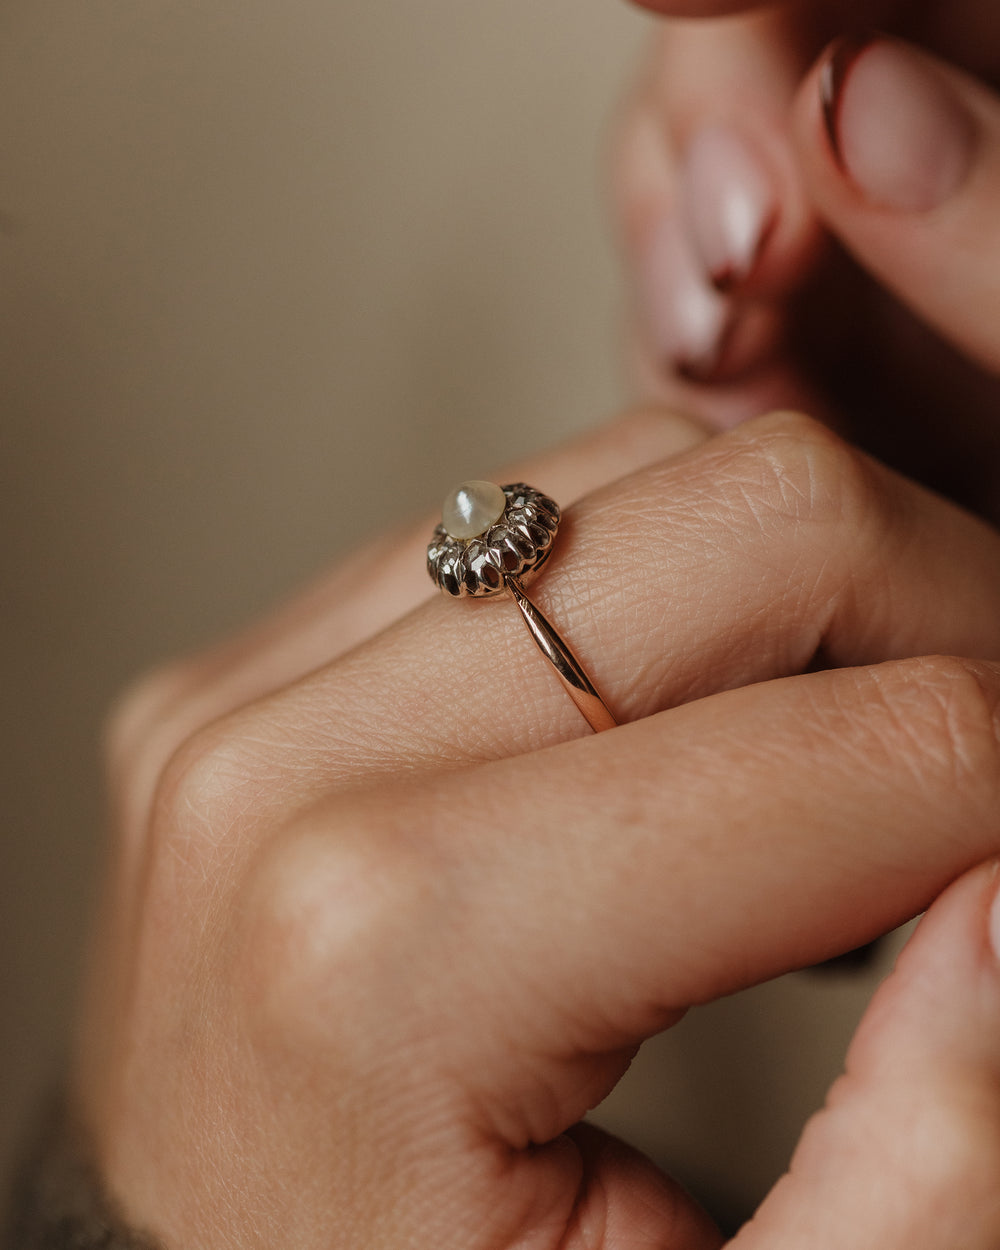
[
  {"xmin": 849, "ymin": 861, "xmax": 1000, "ymax": 1080},
  {"xmin": 743, "ymin": 862, "xmax": 1000, "ymax": 1250},
  {"xmin": 615, "ymin": 17, "xmax": 828, "ymax": 392},
  {"xmin": 791, "ymin": 34, "xmax": 1000, "ymax": 371},
  {"xmin": 559, "ymin": 1123, "xmax": 725, "ymax": 1250},
  {"xmin": 675, "ymin": 116, "xmax": 825, "ymax": 305},
  {"xmin": 679, "ymin": 124, "xmax": 778, "ymax": 294}
]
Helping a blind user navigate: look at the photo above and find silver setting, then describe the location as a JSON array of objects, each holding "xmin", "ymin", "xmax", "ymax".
[
  {"xmin": 426, "ymin": 481, "xmax": 617, "ymax": 734},
  {"xmin": 427, "ymin": 483, "xmax": 560, "ymax": 598}
]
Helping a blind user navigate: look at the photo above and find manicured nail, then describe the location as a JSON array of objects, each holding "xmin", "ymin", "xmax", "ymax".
[
  {"xmin": 639, "ymin": 214, "xmax": 732, "ymax": 380},
  {"xmin": 821, "ymin": 34, "xmax": 976, "ymax": 212},
  {"xmin": 681, "ymin": 125, "xmax": 776, "ymax": 292}
]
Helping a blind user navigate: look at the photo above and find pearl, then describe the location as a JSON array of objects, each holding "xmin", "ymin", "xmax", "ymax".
[{"xmin": 442, "ymin": 481, "xmax": 507, "ymax": 541}]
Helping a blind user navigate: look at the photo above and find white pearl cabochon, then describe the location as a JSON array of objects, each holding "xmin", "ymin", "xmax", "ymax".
[{"xmin": 441, "ymin": 480, "xmax": 508, "ymax": 541}]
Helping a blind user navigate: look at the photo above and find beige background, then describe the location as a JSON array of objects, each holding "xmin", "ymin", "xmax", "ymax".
[{"xmin": 0, "ymin": 0, "xmax": 890, "ymax": 1229}]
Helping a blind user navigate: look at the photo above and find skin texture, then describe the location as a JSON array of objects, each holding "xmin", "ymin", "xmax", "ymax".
[
  {"xmin": 72, "ymin": 2, "xmax": 1000, "ymax": 1246},
  {"xmin": 77, "ymin": 412, "xmax": 1000, "ymax": 1248}
]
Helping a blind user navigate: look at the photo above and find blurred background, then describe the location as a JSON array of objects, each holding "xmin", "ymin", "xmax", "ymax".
[{"xmin": 0, "ymin": 0, "xmax": 895, "ymax": 1231}]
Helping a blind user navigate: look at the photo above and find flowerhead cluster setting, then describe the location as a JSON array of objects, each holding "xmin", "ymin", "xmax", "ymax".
[{"xmin": 427, "ymin": 481, "xmax": 561, "ymax": 598}]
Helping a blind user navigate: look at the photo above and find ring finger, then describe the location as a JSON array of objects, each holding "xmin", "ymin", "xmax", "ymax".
[
  {"xmin": 108, "ymin": 405, "xmax": 709, "ymax": 839},
  {"xmin": 177, "ymin": 410, "xmax": 1000, "ymax": 815}
]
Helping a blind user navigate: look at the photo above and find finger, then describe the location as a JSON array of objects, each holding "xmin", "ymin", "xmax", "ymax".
[
  {"xmin": 626, "ymin": 331, "xmax": 841, "ymax": 433},
  {"xmin": 195, "ymin": 412, "xmax": 1000, "ymax": 806},
  {"xmin": 529, "ymin": 1123, "xmax": 725, "ymax": 1250},
  {"xmin": 224, "ymin": 655, "xmax": 1000, "ymax": 1249},
  {"xmin": 614, "ymin": 11, "xmax": 831, "ymax": 395},
  {"xmin": 736, "ymin": 862, "xmax": 1000, "ymax": 1249},
  {"xmin": 106, "ymin": 406, "xmax": 707, "ymax": 838},
  {"xmin": 793, "ymin": 34, "xmax": 1000, "ymax": 374},
  {"xmin": 281, "ymin": 655, "xmax": 1000, "ymax": 1139}
]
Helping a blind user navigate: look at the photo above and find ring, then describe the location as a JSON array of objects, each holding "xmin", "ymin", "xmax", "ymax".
[{"xmin": 426, "ymin": 481, "xmax": 617, "ymax": 733}]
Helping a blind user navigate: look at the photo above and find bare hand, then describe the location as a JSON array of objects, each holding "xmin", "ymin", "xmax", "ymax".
[{"xmin": 77, "ymin": 406, "xmax": 1000, "ymax": 1247}]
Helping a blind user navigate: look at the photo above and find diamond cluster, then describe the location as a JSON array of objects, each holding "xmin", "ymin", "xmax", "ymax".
[{"xmin": 427, "ymin": 483, "xmax": 560, "ymax": 598}]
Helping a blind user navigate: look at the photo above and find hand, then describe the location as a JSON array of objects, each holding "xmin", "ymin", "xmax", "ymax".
[
  {"xmin": 75, "ymin": 405, "xmax": 1000, "ymax": 1247},
  {"xmin": 614, "ymin": 1, "xmax": 1000, "ymax": 514}
]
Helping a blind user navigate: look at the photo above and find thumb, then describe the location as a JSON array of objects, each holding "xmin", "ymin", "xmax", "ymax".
[
  {"xmin": 792, "ymin": 34, "xmax": 1000, "ymax": 374},
  {"xmin": 734, "ymin": 861, "xmax": 1000, "ymax": 1250}
]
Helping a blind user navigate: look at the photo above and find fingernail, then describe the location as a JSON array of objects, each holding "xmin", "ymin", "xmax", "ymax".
[
  {"xmin": 821, "ymin": 34, "xmax": 976, "ymax": 212},
  {"xmin": 680, "ymin": 125, "xmax": 776, "ymax": 292},
  {"xmin": 639, "ymin": 214, "xmax": 733, "ymax": 380}
]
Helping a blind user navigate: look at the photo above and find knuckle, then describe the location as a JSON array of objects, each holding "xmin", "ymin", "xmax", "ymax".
[
  {"xmin": 234, "ymin": 811, "xmax": 437, "ymax": 1047},
  {"xmin": 727, "ymin": 410, "xmax": 882, "ymax": 536},
  {"xmin": 880, "ymin": 656, "xmax": 1000, "ymax": 793},
  {"xmin": 846, "ymin": 656, "xmax": 1000, "ymax": 822},
  {"xmin": 149, "ymin": 716, "xmax": 264, "ymax": 855}
]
